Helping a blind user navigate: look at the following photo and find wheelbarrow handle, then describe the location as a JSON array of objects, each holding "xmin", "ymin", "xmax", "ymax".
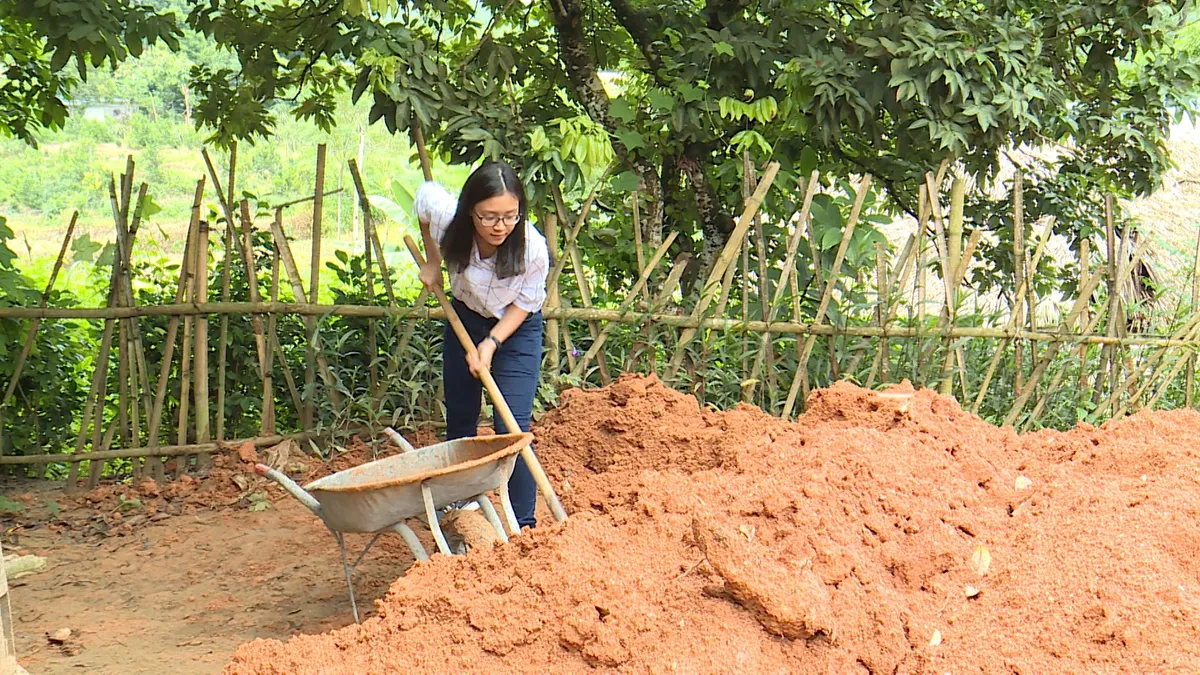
[
  {"xmin": 254, "ymin": 463, "xmax": 322, "ymax": 516},
  {"xmin": 403, "ymin": 235, "xmax": 569, "ymax": 523},
  {"xmin": 383, "ymin": 427, "xmax": 416, "ymax": 453}
]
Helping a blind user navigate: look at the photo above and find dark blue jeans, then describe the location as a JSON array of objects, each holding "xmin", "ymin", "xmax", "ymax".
[{"xmin": 443, "ymin": 299, "xmax": 543, "ymax": 529}]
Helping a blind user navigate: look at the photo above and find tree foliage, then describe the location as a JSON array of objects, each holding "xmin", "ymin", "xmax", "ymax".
[{"xmin": 1, "ymin": 0, "xmax": 1199, "ymax": 293}]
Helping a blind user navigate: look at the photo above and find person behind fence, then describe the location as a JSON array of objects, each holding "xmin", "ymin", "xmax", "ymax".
[{"xmin": 413, "ymin": 160, "xmax": 550, "ymax": 530}]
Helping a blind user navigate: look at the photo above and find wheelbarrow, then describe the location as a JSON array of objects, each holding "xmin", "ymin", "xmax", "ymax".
[{"xmin": 254, "ymin": 428, "xmax": 534, "ymax": 622}]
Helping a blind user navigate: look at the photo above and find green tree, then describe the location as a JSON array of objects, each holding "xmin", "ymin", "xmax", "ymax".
[{"xmin": 2, "ymin": 0, "xmax": 1198, "ymax": 289}]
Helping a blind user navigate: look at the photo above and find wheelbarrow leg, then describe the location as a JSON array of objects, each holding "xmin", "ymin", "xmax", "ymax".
[
  {"xmin": 421, "ymin": 482, "xmax": 453, "ymax": 556},
  {"xmin": 498, "ymin": 455, "xmax": 521, "ymax": 535},
  {"xmin": 498, "ymin": 482, "xmax": 521, "ymax": 536},
  {"xmin": 471, "ymin": 493, "xmax": 508, "ymax": 543},
  {"xmin": 392, "ymin": 522, "xmax": 430, "ymax": 561},
  {"xmin": 334, "ymin": 532, "xmax": 363, "ymax": 624}
]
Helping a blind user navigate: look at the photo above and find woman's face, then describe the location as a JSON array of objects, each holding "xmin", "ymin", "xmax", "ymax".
[{"xmin": 471, "ymin": 192, "xmax": 521, "ymax": 249}]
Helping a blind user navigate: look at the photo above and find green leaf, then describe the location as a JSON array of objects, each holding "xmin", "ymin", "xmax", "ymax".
[
  {"xmin": 369, "ymin": 195, "xmax": 412, "ymax": 227},
  {"xmin": 71, "ymin": 233, "xmax": 103, "ymax": 263},
  {"xmin": 615, "ymin": 129, "xmax": 646, "ymax": 151},
  {"xmin": 610, "ymin": 171, "xmax": 640, "ymax": 192},
  {"xmin": 820, "ymin": 226, "xmax": 843, "ymax": 251},
  {"xmin": 713, "ymin": 41, "xmax": 735, "ymax": 58},
  {"xmin": 389, "ymin": 179, "xmax": 414, "ymax": 212},
  {"xmin": 647, "ymin": 89, "xmax": 676, "ymax": 112},
  {"xmin": 609, "ymin": 98, "xmax": 636, "ymax": 123},
  {"xmin": 96, "ymin": 243, "xmax": 116, "ymax": 268},
  {"xmin": 678, "ymin": 83, "xmax": 705, "ymax": 103},
  {"xmin": 138, "ymin": 193, "xmax": 162, "ymax": 219}
]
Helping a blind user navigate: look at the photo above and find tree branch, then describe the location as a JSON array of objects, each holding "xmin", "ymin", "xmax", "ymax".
[
  {"xmin": 605, "ymin": 0, "xmax": 667, "ymax": 85},
  {"xmin": 704, "ymin": 0, "xmax": 753, "ymax": 31},
  {"xmin": 548, "ymin": 0, "xmax": 665, "ymax": 247}
]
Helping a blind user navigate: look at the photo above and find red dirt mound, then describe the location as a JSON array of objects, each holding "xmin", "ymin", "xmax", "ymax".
[{"xmin": 226, "ymin": 375, "xmax": 1200, "ymax": 674}]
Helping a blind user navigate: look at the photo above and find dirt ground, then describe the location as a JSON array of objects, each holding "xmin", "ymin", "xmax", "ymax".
[
  {"xmin": 6, "ymin": 376, "xmax": 1200, "ymax": 673},
  {"xmin": 4, "ymin": 490, "xmax": 412, "ymax": 674},
  {"xmin": 1, "ymin": 433, "xmax": 443, "ymax": 675}
]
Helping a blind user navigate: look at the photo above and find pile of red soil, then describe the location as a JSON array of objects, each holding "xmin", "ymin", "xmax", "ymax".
[{"xmin": 226, "ymin": 375, "xmax": 1200, "ymax": 673}]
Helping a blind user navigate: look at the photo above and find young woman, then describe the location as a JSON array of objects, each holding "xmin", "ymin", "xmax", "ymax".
[{"xmin": 413, "ymin": 161, "xmax": 550, "ymax": 530}]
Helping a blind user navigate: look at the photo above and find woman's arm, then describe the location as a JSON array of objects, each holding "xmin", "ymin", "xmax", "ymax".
[
  {"xmin": 413, "ymin": 182, "xmax": 454, "ymax": 291},
  {"xmin": 467, "ymin": 304, "xmax": 529, "ymax": 377}
]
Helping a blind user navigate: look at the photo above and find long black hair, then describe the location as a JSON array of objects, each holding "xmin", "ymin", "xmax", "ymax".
[{"xmin": 440, "ymin": 161, "xmax": 528, "ymax": 279}]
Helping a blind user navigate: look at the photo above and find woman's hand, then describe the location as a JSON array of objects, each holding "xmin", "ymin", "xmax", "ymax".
[
  {"xmin": 467, "ymin": 337, "xmax": 497, "ymax": 379},
  {"xmin": 419, "ymin": 261, "xmax": 443, "ymax": 293}
]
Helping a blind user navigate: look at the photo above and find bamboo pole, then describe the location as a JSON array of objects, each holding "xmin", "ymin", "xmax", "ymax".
[
  {"xmin": 664, "ymin": 162, "xmax": 781, "ymax": 380},
  {"xmin": 1011, "ymin": 170, "xmax": 1026, "ymax": 393},
  {"xmin": 117, "ymin": 302, "xmax": 131, "ymax": 469},
  {"xmin": 1025, "ymin": 308, "xmax": 1108, "ymax": 428},
  {"xmin": 410, "ymin": 123, "xmax": 434, "ymax": 182},
  {"xmin": 970, "ymin": 218, "xmax": 1056, "ymax": 414},
  {"xmin": 867, "ymin": 242, "xmax": 890, "ymax": 388},
  {"xmin": 935, "ymin": 228, "xmax": 982, "ymax": 396},
  {"xmin": 1007, "ymin": 235, "xmax": 1152, "ymax": 426},
  {"xmin": 1093, "ymin": 235, "xmax": 1183, "ymax": 418},
  {"xmin": 5, "ymin": 301, "xmax": 1200, "ymax": 347},
  {"xmin": 84, "ymin": 170, "xmax": 141, "ymax": 487},
  {"xmin": 347, "ymin": 160, "xmax": 398, "ymax": 306},
  {"xmin": 739, "ymin": 158, "xmax": 753, "ymax": 389},
  {"xmin": 192, "ymin": 221, "xmax": 211, "ymax": 470},
  {"xmin": 237, "ymin": 201, "xmax": 270, "ymax": 377},
  {"xmin": 1111, "ymin": 314, "xmax": 1200, "ymax": 419},
  {"xmin": 268, "ymin": 209, "xmax": 343, "ymax": 407},
  {"xmin": 867, "ymin": 239, "xmax": 912, "ymax": 387},
  {"xmin": 1077, "ymin": 235, "xmax": 1092, "ymax": 396},
  {"xmin": 782, "ymin": 174, "xmax": 871, "ymax": 417},
  {"xmin": 550, "ymin": 182, "xmax": 612, "ymax": 384},
  {"xmin": 237, "ymin": 200, "xmax": 272, "ymax": 434},
  {"xmin": 175, "ymin": 189, "xmax": 204, "ymax": 475},
  {"xmin": 751, "ymin": 158, "xmax": 775, "ymax": 404},
  {"xmin": 544, "ymin": 212, "xmax": 561, "ymax": 376},
  {"xmin": 569, "ymin": 232, "xmax": 679, "ymax": 379},
  {"xmin": 629, "ymin": 255, "xmax": 689, "ymax": 373},
  {"xmin": 0, "ymin": 213, "xmax": 76, "ymax": 419},
  {"xmin": 146, "ymin": 204, "xmax": 198, "ymax": 481},
  {"xmin": 264, "ymin": 246, "xmax": 280, "ymax": 434},
  {"xmin": 110, "ymin": 172, "xmax": 154, "ymax": 477},
  {"xmin": 756, "ymin": 171, "xmax": 820, "ymax": 407},
  {"xmin": 80, "ymin": 307, "xmax": 118, "ymax": 488},
  {"xmin": 767, "ymin": 172, "xmax": 820, "ymax": 323},
  {"xmin": 1003, "ymin": 273, "xmax": 1107, "ymax": 427},
  {"xmin": 202, "ymin": 144, "xmax": 237, "ymax": 442},
  {"xmin": 914, "ymin": 185, "xmax": 931, "ymax": 380},
  {"xmin": 1102, "ymin": 195, "xmax": 1121, "ymax": 414},
  {"xmin": 305, "ymin": 144, "xmax": 327, "ymax": 431},
  {"xmin": 1, "ymin": 430, "xmax": 334, "ymax": 466},
  {"xmin": 937, "ymin": 177, "xmax": 966, "ymax": 395},
  {"xmin": 632, "ymin": 190, "xmax": 645, "ymax": 278},
  {"xmin": 1139, "ymin": 328, "xmax": 1200, "ymax": 414}
]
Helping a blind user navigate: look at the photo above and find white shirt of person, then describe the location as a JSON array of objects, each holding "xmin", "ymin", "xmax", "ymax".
[{"xmin": 413, "ymin": 181, "xmax": 550, "ymax": 320}]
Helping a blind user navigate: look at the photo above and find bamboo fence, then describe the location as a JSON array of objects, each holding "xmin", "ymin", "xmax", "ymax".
[{"xmin": 0, "ymin": 145, "xmax": 1196, "ymax": 488}]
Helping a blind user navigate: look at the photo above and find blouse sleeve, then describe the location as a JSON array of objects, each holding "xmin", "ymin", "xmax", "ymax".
[
  {"xmin": 412, "ymin": 181, "xmax": 458, "ymax": 244},
  {"xmin": 513, "ymin": 224, "xmax": 550, "ymax": 313}
]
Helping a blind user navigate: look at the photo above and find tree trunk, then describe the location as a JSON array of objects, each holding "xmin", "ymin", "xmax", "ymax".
[
  {"xmin": 181, "ymin": 83, "xmax": 192, "ymax": 127},
  {"xmin": 548, "ymin": 0, "xmax": 664, "ymax": 249}
]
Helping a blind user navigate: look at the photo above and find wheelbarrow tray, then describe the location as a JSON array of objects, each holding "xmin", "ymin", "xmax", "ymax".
[{"xmin": 304, "ymin": 432, "xmax": 532, "ymax": 533}]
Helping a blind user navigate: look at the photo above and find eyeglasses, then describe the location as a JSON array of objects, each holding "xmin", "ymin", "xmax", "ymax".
[{"xmin": 473, "ymin": 211, "xmax": 521, "ymax": 228}]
